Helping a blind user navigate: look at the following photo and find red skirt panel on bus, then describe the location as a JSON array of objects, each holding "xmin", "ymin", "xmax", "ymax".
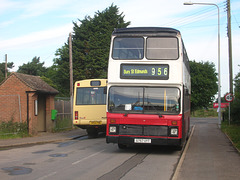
[{"xmin": 107, "ymin": 112, "xmax": 183, "ymax": 139}]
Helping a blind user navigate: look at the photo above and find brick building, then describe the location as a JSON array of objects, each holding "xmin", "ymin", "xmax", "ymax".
[{"xmin": 0, "ymin": 72, "xmax": 59, "ymax": 135}]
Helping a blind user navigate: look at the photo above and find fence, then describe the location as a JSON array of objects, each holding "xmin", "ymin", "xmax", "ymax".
[
  {"xmin": 54, "ymin": 97, "xmax": 73, "ymax": 130},
  {"xmin": 0, "ymin": 95, "xmax": 25, "ymax": 136}
]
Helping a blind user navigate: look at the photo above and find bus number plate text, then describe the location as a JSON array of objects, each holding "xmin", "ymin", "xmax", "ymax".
[
  {"xmin": 134, "ymin": 138, "xmax": 151, "ymax": 144},
  {"xmin": 90, "ymin": 121, "xmax": 102, "ymax": 125}
]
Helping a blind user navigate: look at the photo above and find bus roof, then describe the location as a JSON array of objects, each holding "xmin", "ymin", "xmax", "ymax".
[{"xmin": 112, "ymin": 27, "xmax": 180, "ymax": 36}]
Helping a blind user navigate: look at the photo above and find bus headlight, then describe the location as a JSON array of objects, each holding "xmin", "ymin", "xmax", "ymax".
[
  {"xmin": 170, "ymin": 127, "xmax": 178, "ymax": 136},
  {"xmin": 109, "ymin": 126, "xmax": 117, "ymax": 133}
]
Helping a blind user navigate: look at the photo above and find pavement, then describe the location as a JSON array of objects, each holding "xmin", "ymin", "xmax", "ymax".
[
  {"xmin": 175, "ymin": 118, "xmax": 240, "ymax": 180},
  {"xmin": 0, "ymin": 128, "xmax": 87, "ymax": 149},
  {"xmin": 1, "ymin": 118, "xmax": 240, "ymax": 180}
]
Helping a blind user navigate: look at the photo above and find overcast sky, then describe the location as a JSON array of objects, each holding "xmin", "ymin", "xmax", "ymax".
[{"xmin": 0, "ymin": 0, "xmax": 240, "ymax": 96}]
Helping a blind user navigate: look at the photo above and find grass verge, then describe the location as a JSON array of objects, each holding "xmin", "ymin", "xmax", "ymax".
[
  {"xmin": 0, "ymin": 120, "xmax": 29, "ymax": 139},
  {"xmin": 0, "ymin": 133, "xmax": 29, "ymax": 139},
  {"xmin": 191, "ymin": 108, "xmax": 218, "ymax": 117},
  {"xmin": 221, "ymin": 121, "xmax": 240, "ymax": 152}
]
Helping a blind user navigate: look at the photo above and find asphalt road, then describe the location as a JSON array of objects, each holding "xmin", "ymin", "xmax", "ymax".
[
  {"xmin": 1, "ymin": 117, "xmax": 239, "ymax": 180},
  {"xmin": 0, "ymin": 134, "xmax": 181, "ymax": 180}
]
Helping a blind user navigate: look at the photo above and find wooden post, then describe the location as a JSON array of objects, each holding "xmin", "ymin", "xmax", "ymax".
[
  {"xmin": 5, "ymin": 54, "xmax": 7, "ymax": 78},
  {"xmin": 227, "ymin": 0, "xmax": 233, "ymax": 94},
  {"xmin": 69, "ymin": 33, "xmax": 73, "ymax": 128}
]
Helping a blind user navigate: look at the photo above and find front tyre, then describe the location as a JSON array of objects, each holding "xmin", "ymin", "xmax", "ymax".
[{"xmin": 118, "ymin": 143, "xmax": 127, "ymax": 149}]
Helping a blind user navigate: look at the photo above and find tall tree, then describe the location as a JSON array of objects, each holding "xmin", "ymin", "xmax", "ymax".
[
  {"xmin": 233, "ymin": 69, "xmax": 240, "ymax": 99},
  {"xmin": 231, "ymin": 68, "xmax": 240, "ymax": 122},
  {"xmin": 223, "ymin": 67, "xmax": 240, "ymax": 122},
  {"xmin": 0, "ymin": 62, "xmax": 14, "ymax": 83},
  {"xmin": 17, "ymin": 56, "xmax": 47, "ymax": 76},
  {"xmin": 190, "ymin": 60, "xmax": 218, "ymax": 111},
  {"xmin": 52, "ymin": 4, "xmax": 130, "ymax": 96}
]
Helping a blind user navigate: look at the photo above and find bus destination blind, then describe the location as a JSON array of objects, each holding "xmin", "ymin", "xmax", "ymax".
[{"xmin": 120, "ymin": 64, "xmax": 169, "ymax": 80}]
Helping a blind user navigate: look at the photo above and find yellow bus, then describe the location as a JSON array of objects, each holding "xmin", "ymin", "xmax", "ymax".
[{"xmin": 73, "ymin": 79, "xmax": 107, "ymax": 137}]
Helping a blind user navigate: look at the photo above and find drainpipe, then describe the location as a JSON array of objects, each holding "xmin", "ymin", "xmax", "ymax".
[{"xmin": 26, "ymin": 91, "xmax": 36, "ymax": 134}]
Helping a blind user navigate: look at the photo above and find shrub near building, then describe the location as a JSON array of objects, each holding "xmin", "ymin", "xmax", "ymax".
[
  {"xmin": 221, "ymin": 70, "xmax": 240, "ymax": 152},
  {"xmin": 0, "ymin": 120, "xmax": 28, "ymax": 139}
]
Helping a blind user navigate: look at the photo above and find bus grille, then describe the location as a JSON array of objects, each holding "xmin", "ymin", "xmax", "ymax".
[{"xmin": 119, "ymin": 125, "xmax": 168, "ymax": 136}]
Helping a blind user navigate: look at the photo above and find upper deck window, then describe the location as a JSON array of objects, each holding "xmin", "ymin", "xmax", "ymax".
[
  {"xmin": 146, "ymin": 37, "xmax": 179, "ymax": 60},
  {"xmin": 112, "ymin": 37, "xmax": 144, "ymax": 60}
]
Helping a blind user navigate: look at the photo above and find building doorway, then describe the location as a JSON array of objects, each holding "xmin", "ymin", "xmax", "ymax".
[{"xmin": 37, "ymin": 95, "xmax": 46, "ymax": 132}]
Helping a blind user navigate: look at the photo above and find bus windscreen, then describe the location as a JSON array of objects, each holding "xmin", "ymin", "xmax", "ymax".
[
  {"xmin": 76, "ymin": 87, "xmax": 106, "ymax": 105},
  {"xmin": 108, "ymin": 87, "xmax": 180, "ymax": 115}
]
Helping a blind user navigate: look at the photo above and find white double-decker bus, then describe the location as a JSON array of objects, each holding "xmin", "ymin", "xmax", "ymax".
[{"xmin": 106, "ymin": 27, "xmax": 191, "ymax": 149}]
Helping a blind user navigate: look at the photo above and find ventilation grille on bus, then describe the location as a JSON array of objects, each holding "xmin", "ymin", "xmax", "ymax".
[{"xmin": 119, "ymin": 125, "xmax": 168, "ymax": 136}]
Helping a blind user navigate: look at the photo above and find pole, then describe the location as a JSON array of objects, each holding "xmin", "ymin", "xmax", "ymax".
[
  {"xmin": 227, "ymin": 0, "xmax": 233, "ymax": 94},
  {"xmin": 227, "ymin": 0, "xmax": 233, "ymax": 125},
  {"xmin": 216, "ymin": 4, "xmax": 221, "ymax": 128},
  {"xmin": 5, "ymin": 54, "xmax": 7, "ymax": 78},
  {"xmin": 69, "ymin": 33, "xmax": 73, "ymax": 128},
  {"xmin": 26, "ymin": 92, "xmax": 29, "ymax": 133},
  {"xmin": 229, "ymin": 104, "xmax": 230, "ymax": 125},
  {"xmin": 184, "ymin": 2, "xmax": 221, "ymax": 127}
]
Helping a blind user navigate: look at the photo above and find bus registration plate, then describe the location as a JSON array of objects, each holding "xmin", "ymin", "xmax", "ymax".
[
  {"xmin": 134, "ymin": 138, "xmax": 151, "ymax": 144},
  {"xmin": 90, "ymin": 121, "xmax": 102, "ymax": 125}
]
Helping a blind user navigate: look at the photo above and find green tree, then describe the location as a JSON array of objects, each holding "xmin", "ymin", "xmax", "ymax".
[
  {"xmin": 231, "ymin": 68, "xmax": 240, "ymax": 122},
  {"xmin": 40, "ymin": 76, "xmax": 58, "ymax": 90},
  {"xmin": 190, "ymin": 60, "xmax": 218, "ymax": 111},
  {"xmin": 52, "ymin": 4, "xmax": 130, "ymax": 96},
  {"xmin": 17, "ymin": 56, "xmax": 47, "ymax": 76},
  {"xmin": 0, "ymin": 62, "xmax": 14, "ymax": 83},
  {"xmin": 233, "ymin": 69, "xmax": 240, "ymax": 99}
]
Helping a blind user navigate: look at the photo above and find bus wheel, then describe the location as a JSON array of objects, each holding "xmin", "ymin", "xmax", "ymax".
[
  {"xmin": 118, "ymin": 143, "xmax": 127, "ymax": 149},
  {"xmin": 87, "ymin": 128, "xmax": 98, "ymax": 138},
  {"xmin": 173, "ymin": 143, "xmax": 184, "ymax": 151}
]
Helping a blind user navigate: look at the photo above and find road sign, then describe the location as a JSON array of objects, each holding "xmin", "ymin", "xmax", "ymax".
[
  {"xmin": 213, "ymin": 103, "xmax": 229, "ymax": 109},
  {"xmin": 224, "ymin": 93, "xmax": 234, "ymax": 125},
  {"xmin": 225, "ymin": 93, "xmax": 234, "ymax": 102}
]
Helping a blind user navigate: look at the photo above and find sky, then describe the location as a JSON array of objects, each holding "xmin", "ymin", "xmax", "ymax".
[{"xmin": 0, "ymin": 0, "xmax": 240, "ymax": 97}]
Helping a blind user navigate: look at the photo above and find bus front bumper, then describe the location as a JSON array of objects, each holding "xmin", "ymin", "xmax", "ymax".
[{"xmin": 106, "ymin": 136, "xmax": 181, "ymax": 146}]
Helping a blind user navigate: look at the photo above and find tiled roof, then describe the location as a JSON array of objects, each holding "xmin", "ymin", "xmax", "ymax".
[{"xmin": 10, "ymin": 72, "xmax": 59, "ymax": 94}]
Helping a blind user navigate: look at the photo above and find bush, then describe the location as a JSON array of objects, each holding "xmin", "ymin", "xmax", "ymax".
[
  {"xmin": 191, "ymin": 108, "xmax": 218, "ymax": 117},
  {"xmin": 223, "ymin": 99, "xmax": 240, "ymax": 123},
  {"xmin": 52, "ymin": 117, "xmax": 72, "ymax": 132},
  {"xmin": 231, "ymin": 100, "xmax": 240, "ymax": 123},
  {"xmin": 0, "ymin": 120, "xmax": 28, "ymax": 138}
]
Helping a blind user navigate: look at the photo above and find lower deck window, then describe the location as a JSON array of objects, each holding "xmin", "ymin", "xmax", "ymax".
[{"xmin": 108, "ymin": 87, "xmax": 180, "ymax": 115}]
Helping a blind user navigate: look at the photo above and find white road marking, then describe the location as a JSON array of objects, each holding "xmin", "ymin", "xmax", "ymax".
[
  {"xmin": 72, "ymin": 149, "xmax": 105, "ymax": 165},
  {"xmin": 36, "ymin": 172, "xmax": 57, "ymax": 180}
]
